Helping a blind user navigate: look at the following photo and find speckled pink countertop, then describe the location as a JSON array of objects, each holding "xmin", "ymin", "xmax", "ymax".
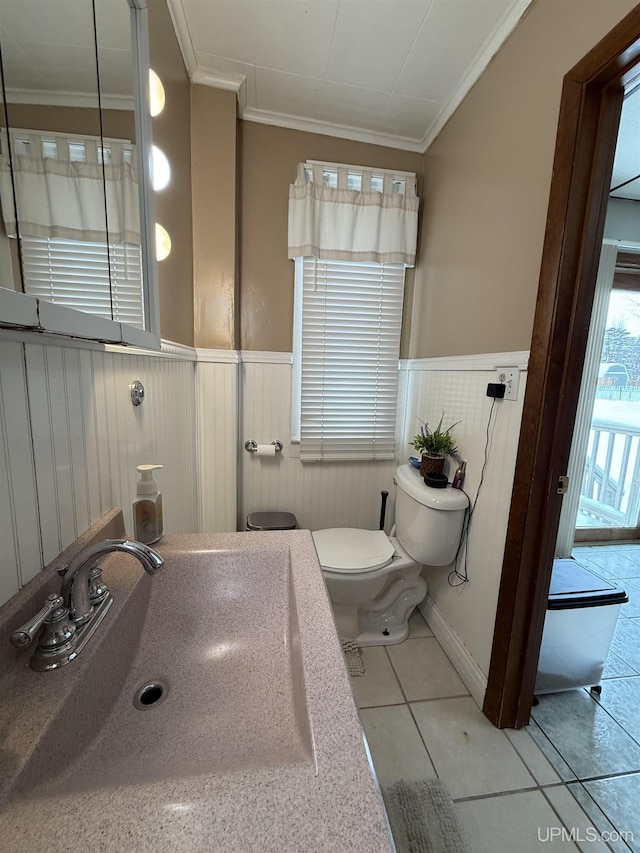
[{"xmin": 0, "ymin": 523, "xmax": 394, "ymax": 853}]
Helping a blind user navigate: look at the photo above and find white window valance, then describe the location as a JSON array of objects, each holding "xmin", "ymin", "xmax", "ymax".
[
  {"xmin": 0, "ymin": 129, "xmax": 140, "ymax": 245},
  {"xmin": 288, "ymin": 161, "xmax": 419, "ymax": 267}
]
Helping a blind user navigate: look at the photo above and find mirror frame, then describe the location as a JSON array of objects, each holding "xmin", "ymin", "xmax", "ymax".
[{"xmin": 0, "ymin": 0, "xmax": 160, "ymax": 349}]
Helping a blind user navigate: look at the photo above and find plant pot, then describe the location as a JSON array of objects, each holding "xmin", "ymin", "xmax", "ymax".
[
  {"xmin": 420, "ymin": 454, "xmax": 445, "ymax": 476},
  {"xmin": 424, "ymin": 472, "xmax": 448, "ymax": 489}
]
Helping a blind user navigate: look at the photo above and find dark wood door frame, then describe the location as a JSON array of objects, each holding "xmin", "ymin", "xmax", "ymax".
[{"xmin": 483, "ymin": 5, "xmax": 640, "ymax": 730}]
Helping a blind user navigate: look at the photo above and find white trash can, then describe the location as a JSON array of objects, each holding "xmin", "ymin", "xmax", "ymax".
[{"xmin": 535, "ymin": 558, "xmax": 628, "ymax": 694}]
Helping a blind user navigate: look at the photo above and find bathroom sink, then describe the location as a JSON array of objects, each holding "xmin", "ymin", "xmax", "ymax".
[
  {"xmin": 0, "ymin": 529, "xmax": 393, "ymax": 853},
  {"xmin": 16, "ymin": 544, "xmax": 312, "ymax": 796}
]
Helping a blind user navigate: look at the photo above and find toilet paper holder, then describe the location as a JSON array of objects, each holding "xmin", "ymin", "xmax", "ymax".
[{"xmin": 244, "ymin": 440, "xmax": 283, "ymax": 453}]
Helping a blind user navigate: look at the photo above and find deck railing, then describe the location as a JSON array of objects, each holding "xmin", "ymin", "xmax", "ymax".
[
  {"xmin": 595, "ymin": 386, "xmax": 640, "ymax": 403},
  {"xmin": 579, "ymin": 419, "xmax": 640, "ymax": 528}
]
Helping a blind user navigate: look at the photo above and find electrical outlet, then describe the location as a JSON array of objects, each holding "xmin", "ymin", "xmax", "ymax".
[{"xmin": 496, "ymin": 368, "xmax": 520, "ymax": 401}]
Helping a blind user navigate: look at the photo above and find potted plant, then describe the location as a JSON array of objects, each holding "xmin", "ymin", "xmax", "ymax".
[{"xmin": 411, "ymin": 413, "xmax": 460, "ymax": 477}]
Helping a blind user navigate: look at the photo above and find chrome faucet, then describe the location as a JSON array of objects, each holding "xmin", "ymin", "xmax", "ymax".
[
  {"xmin": 10, "ymin": 539, "xmax": 164, "ymax": 671},
  {"xmin": 60, "ymin": 539, "xmax": 164, "ymax": 624}
]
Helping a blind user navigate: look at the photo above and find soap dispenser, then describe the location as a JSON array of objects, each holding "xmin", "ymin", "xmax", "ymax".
[{"xmin": 133, "ymin": 464, "xmax": 163, "ymax": 544}]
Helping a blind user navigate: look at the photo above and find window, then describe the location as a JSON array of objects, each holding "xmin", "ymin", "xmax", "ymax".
[
  {"xmin": 293, "ymin": 256, "xmax": 405, "ymax": 461},
  {"xmin": 21, "ymin": 236, "xmax": 144, "ymax": 328},
  {"xmin": 304, "ymin": 164, "xmax": 408, "ymax": 195}
]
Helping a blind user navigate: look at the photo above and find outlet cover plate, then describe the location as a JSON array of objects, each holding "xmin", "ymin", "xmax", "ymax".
[{"xmin": 496, "ymin": 367, "xmax": 520, "ymax": 401}]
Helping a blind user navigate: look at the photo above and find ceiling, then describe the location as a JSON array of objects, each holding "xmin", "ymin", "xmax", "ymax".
[
  {"xmin": 166, "ymin": 0, "xmax": 533, "ymax": 153},
  {"xmin": 0, "ymin": 0, "xmax": 134, "ymax": 110},
  {"xmin": 1, "ymin": 0, "xmax": 638, "ymax": 193}
]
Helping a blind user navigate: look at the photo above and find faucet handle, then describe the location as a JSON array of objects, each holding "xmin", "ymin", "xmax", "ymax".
[
  {"xmin": 88, "ymin": 564, "xmax": 109, "ymax": 605},
  {"xmin": 10, "ymin": 594, "xmax": 64, "ymax": 648}
]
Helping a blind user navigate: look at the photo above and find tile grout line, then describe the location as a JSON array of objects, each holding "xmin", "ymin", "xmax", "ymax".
[
  {"xmin": 452, "ymin": 783, "xmax": 564, "ymax": 804},
  {"xmin": 380, "ymin": 634, "xmax": 549, "ymax": 802},
  {"xmin": 499, "ymin": 722, "xmax": 608, "ymax": 837},
  {"xmin": 366, "ymin": 602, "xmax": 638, "ymax": 842},
  {"xmin": 569, "ymin": 768, "xmax": 640, "ymax": 785},
  {"xmin": 381, "ymin": 641, "xmax": 442, "ymax": 779},
  {"xmin": 580, "ymin": 684, "xmax": 640, "ymax": 758},
  {"xmin": 528, "ymin": 714, "xmax": 584, "ymax": 782},
  {"xmin": 538, "ymin": 784, "xmax": 617, "ymax": 853},
  {"xmin": 363, "ymin": 634, "xmax": 627, "ymax": 846},
  {"xmin": 504, "ymin": 727, "xmax": 564, "ymax": 786},
  {"xmin": 358, "ymin": 691, "xmax": 471, "ymax": 711},
  {"xmin": 562, "ymin": 780, "xmax": 634, "ymax": 852}
]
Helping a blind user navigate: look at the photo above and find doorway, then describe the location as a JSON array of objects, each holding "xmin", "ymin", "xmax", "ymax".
[
  {"xmin": 576, "ymin": 272, "xmax": 640, "ymax": 541},
  {"xmin": 483, "ymin": 6, "xmax": 640, "ymax": 730}
]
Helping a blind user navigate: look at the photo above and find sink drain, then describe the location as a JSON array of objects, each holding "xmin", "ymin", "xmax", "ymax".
[{"xmin": 133, "ymin": 679, "xmax": 169, "ymax": 710}]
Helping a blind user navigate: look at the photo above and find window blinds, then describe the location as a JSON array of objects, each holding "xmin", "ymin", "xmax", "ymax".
[
  {"xmin": 21, "ymin": 236, "xmax": 144, "ymax": 328},
  {"xmin": 296, "ymin": 256, "xmax": 405, "ymax": 461}
]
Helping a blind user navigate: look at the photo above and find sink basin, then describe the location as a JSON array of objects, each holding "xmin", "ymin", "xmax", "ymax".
[
  {"xmin": 16, "ymin": 545, "xmax": 313, "ymax": 796},
  {"xmin": 0, "ymin": 528, "xmax": 393, "ymax": 852}
]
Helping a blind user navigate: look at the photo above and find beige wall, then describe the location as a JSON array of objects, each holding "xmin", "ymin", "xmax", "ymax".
[
  {"xmin": 411, "ymin": 0, "xmax": 637, "ymax": 359},
  {"xmin": 153, "ymin": 0, "xmax": 636, "ymax": 354},
  {"xmin": 149, "ymin": 0, "xmax": 194, "ymax": 347},
  {"xmin": 191, "ymin": 86, "xmax": 238, "ymax": 350},
  {"xmin": 239, "ymin": 122, "xmax": 423, "ymax": 353},
  {"xmin": 3, "ymin": 104, "xmax": 134, "ymax": 141}
]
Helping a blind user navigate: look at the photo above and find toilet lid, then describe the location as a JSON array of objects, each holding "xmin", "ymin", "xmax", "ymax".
[{"xmin": 312, "ymin": 528, "xmax": 395, "ymax": 573}]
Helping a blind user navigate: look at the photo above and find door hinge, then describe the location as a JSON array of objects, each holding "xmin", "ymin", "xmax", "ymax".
[{"xmin": 557, "ymin": 474, "xmax": 569, "ymax": 495}]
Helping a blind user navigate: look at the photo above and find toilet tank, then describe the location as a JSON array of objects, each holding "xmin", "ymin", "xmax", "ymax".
[{"xmin": 394, "ymin": 464, "xmax": 468, "ymax": 566}]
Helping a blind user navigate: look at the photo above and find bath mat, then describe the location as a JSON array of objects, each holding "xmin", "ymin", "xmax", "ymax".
[
  {"xmin": 381, "ymin": 778, "xmax": 471, "ymax": 853},
  {"xmin": 340, "ymin": 638, "xmax": 365, "ymax": 676}
]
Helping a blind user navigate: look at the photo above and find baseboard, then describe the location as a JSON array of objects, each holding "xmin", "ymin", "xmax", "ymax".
[{"xmin": 419, "ymin": 596, "xmax": 487, "ymax": 709}]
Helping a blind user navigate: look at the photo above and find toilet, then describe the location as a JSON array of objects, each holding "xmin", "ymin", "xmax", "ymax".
[{"xmin": 312, "ymin": 464, "xmax": 468, "ymax": 646}]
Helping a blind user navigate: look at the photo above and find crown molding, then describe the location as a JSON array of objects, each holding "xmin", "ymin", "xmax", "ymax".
[
  {"xmin": 191, "ymin": 68, "xmax": 243, "ymax": 92},
  {"xmin": 185, "ymin": 66, "xmax": 423, "ymax": 152},
  {"xmin": 191, "ymin": 68, "xmax": 247, "ymax": 116},
  {"xmin": 420, "ymin": 0, "xmax": 533, "ymax": 151},
  {"xmin": 166, "ymin": 0, "xmax": 532, "ymax": 155},
  {"xmin": 5, "ymin": 88, "xmax": 133, "ymax": 111},
  {"xmin": 165, "ymin": 0, "xmax": 197, "ymax": 75},
  {"xmin": 241, "ymin": 106, "xmax": 424, "ymax": 153}
]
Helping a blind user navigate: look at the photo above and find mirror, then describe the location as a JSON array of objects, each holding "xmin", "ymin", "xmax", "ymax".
[{"xmin": 0, "ymin": 0, "xmax": 158, "ymax": 345}]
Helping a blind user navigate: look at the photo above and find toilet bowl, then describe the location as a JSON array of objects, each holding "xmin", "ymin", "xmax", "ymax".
[{"xmin": 312, "ymin": 464, "xmax": 468, "ymax": 646}]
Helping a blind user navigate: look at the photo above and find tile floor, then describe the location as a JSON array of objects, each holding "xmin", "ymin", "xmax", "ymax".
[{"xmin": 351, "ymin": 553, "xmax": 640, "ymax": 853}]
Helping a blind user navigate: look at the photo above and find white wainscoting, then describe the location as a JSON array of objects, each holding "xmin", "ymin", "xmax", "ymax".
[
  {"xmin": 197, "ymin": 349, "xmax": 238, "ymax": 533},
  {"xmin": 401, "ymin": 352, "xmax": 529, "ymax": 685},
  {"xmin": 240, "ymin": 355, "xmax": 397, "ymax": 531},
  {"xmin": 0, "ymin": 333, "xmax": 200, "ymax": 608},
  {"xmin": 1, "ymin": 334, "xmax": 530, "ymax": 690}
]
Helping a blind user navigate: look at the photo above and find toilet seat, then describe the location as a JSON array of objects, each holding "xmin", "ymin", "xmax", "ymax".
[{"xmin": 312, "ymin": 528, "xmax": 395, "ymax": 573}]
